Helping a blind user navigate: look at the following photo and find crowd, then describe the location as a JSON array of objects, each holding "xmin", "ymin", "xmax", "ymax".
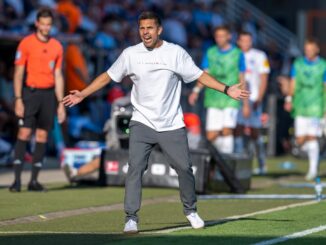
[{"xmin": 0, "ymin": 0, "xmax": 300, "ymax": 165}]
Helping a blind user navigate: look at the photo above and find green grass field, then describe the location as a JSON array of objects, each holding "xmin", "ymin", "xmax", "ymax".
[{"xmin": 0, "ymin": 155, "xmax": 325, "ymax": 245}]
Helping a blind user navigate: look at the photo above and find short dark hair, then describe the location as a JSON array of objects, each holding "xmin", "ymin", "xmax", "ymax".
[
  {"xmin": 305, "ymin": 37, "xmax": 320, "ymax": 48},
  {"xmin": 238, "ymin": 31, "xmax": 252, "ymax": 38},
  {"xmin": 213, "ymin": 25, "xmax": 231, "ymax": 34},
  {"xmin": 138, "ymin": 11, "xmax": 161, "ymax": 26},
  {"xmin": 36, "ymin": 8, "xmax": 54, "ymax": 21}
]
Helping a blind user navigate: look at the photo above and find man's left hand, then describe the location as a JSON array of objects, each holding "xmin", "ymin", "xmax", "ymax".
[{"xmin": 227, "ymin": 83, "xmax": 250, "ymax": 100}]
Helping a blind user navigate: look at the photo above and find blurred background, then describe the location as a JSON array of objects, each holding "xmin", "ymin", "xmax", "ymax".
[{"xmin": 0, "ymin": 0, "xmax": 325, "ymax": 162}]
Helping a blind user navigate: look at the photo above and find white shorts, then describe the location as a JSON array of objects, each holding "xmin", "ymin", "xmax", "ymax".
[
  {"xmin": 206, "ymin": 108, "xmax": 238, "ymax": 131},
  {"xmin": 295, "ymin": 116, "xmax": 322, "ymax": 137}
]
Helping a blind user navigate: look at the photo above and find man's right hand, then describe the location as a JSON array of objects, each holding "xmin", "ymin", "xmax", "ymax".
[
  {"xmin": 15, "ymin": 99, "xmax": 24, "ymax": 118},
  {"xmin": 62, "ymin": 90, "xmax": 85, "ymax": 107},
  {"xmin": 188, "ymin": 92, "xmax": 199, "ymax": 106}
]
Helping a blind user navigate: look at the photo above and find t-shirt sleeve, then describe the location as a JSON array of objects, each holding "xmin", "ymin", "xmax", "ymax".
[
  {"xmin": 176, "ymin": 47, "xmax": 203, "ymax": 83},
  {"xmin": 14, "ymin": 39, "xmax": 28, "ymax": 66},
  {"xmin": 55, "ymin": 44, "xmax": 64, "ymax": 69},
  {"xmin": 107, "ymin": 50, "xmax": 128, "ymax": 83},
  {"xmin": 239, "ymin": 52, "xmax": 246, "ymax": 72},
  {"xmin": 259, "ymin": 52, "xmax": 271, "ymax": 74}
]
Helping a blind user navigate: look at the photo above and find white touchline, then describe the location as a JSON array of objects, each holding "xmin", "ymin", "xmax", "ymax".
[
  {"xmin": 0, "ymin": 231, "xmax": 120, "ymax": 235},
  {"xmin": 0, "ymin": 200, "xmax": 319, "ymax": 235},
  {"xmin": 252, "ymin": 225, "xmax": 326, "ymax": 245},
  {"xmin": 146, "ymin": 200, "xmax": 318, "ymax": 234}
]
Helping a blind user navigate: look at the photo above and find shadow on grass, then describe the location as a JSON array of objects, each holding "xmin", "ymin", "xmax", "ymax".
[
  {"xmin": 256, "ymin": 172, "xmax": 304, "ymax": 179},
  {"xmin": 140, "ymin": 217, "xmax": 293, "ymax": 233},
  {"xmin": 46, "ymin": 181, "xmax": 107, "ymax": 191},
  {"xmin": 0, "ymin": 234, "xmax": 325, "ymax": 245}
]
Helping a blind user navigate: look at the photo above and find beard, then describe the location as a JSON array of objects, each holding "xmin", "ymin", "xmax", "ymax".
[{"xmin": 39, "ymin": 29, "xmax": 50, "ymax": 37}]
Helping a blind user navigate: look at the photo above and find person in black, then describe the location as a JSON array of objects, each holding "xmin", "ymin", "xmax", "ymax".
[{"xmin": 10, "ymin": 8, "xmax": 66, "ymax": 192}]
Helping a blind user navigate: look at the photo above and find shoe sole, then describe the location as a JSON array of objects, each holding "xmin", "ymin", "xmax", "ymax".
[
  {"xmin": 192, "ymin": 225, "xmax": 205, "ymax": 229},
  {"xmin": 123, "ymin": 230, "xmax": 139, "ymax": 234}
]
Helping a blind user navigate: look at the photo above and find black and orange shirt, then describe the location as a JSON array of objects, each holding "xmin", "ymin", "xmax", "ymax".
[{"xmin": 15, "ymin": 34, "xmax": 63, "ymax": 89}]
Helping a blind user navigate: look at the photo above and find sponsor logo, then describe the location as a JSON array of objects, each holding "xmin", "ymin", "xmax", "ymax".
[
  {"xmin": 105, "ymin": 161, "xmax": 119, "ymax": 175},
  {"xmin": 151, "ymin": 163, "xmax": 166, "ymax": 176}
]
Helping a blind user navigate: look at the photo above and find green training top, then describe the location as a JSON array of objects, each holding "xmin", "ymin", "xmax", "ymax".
[
  {"xmin": 203, "ymin": 45, "xmax": 243, "ymax": 109},
  {"xmin": 292, "ymin": 57, "xmax": 326, "ymax": 118}
]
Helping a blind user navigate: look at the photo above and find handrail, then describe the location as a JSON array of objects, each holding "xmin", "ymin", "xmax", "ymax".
[{"xmin": 226, "ymin": 0, "xmax": 298, "ymax": 52}]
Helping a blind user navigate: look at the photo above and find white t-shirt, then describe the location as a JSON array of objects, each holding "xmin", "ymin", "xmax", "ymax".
[
  {"xmin": 244, "ymin": 48, "xmax": 270, "ymax": 101},
  {"xmin": 107, "ymin": 41, "xmax": 203, "ymax": 131}
]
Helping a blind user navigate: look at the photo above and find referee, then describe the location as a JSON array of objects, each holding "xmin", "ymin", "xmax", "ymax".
[
  {"xmin": 63, "ymin": 11, "xmax": 249, "ymax": 233},
  {"xmin": 10, "ymin": 8, "xmax": 66, "ymax": 192}
]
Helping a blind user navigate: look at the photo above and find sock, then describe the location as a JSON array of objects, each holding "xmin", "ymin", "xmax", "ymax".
[
  {"xmin": 221, "ymin": 135, "xmax": 234, "ymax": 154},
  {"xmin": 255, "ymin": 137, "xmax": 266, "ymax": 170},
  {"xmin": 213, "ymin": 137, "xmax": 223, "ymax": 151},
  {"xmin": 306, "ymin": 140, "xmax": 319, "ymax": 175},
  {"xmin": 13, "ymin": 140, "xmax": 28, "ymax": 183},
  {"xmin": 31, "ymin": 142, "xmax": 46, "ymax": 182},
  {"xmin": 234, "ymin": 136, "xmax": 244, "ymax": 154}
]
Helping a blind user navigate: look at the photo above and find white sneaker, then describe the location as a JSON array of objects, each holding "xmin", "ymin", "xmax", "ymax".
[
  {"xmin": 305, "ymin": 172, "xmax": 317, "ymax": 181},
  {"xmin": 253, "ymin": 167, "xmax": 267, "ymax": 176},
  {"xmin": 186, "ymin": 212, "xmax": 205, "ymax": 229},
  {"xmin": 123, "ymin": 219, "xmax": 138, "ymax": 234}
]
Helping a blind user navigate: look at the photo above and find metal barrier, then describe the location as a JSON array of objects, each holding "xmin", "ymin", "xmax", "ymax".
[{"xmin": 226, "ymin": 0, "xmax": 299, "ymax": 52}]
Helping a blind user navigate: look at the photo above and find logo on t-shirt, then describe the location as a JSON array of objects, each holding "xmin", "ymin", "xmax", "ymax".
[
  {"xmin": 15, "ymin": 51, "xmax": 21, "ymax": 60},
  {"xmin": 263, "ymin": 59, "xmax": 270, "ymax": 68},
  {"xmin": 49, "ymin": 61, "xmax": 55, "ymax": 70},
  {"xmin": 136, "ymin": 60, "xmax": 167, "ymax": 66}
]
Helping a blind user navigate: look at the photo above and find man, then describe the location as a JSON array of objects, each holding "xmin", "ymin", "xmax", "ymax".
[
  {"xmin": 235, "ymin": 31, "xmax": 270, "ymax": 175},
  {"xmin": 63, "ymin": 11, "xmax": 249, "ymax": 233},
  {"xmin": 10, "ymin": 8, "xmax": 66, "ymax": 192},
  {"xmin": 284, "ymin": 38, "xmax": 326, "ymax": 181},
  {"xmin": 189, "ymin": 25, "xmax": 246, "ymax": 154}
]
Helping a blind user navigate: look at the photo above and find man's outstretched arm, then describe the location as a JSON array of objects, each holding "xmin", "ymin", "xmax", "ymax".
[
  {"xmin": 62, "ymin": 72, "xmax": 111, "ymax": 107},
  {"xmin": 197, "ymin": 71, "xmax": 249, "ymax": 100}
]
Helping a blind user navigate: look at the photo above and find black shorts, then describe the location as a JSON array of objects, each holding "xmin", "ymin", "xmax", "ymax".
[{"xmin": 21, "ymin": 87, "xmax": 56, "ymax": 131}]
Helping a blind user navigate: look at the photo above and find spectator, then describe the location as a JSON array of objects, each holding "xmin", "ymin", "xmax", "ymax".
[
  {"xmin": 56, "ymin": 0, "xmax": 82, "ymax": 33},
  {"xmin": 65, "ymin": 43, "xmax": 89, "ymax": 94}
]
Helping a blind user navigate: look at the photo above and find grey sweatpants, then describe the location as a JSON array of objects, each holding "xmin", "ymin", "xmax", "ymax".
[{"xmin": 124, "ymin": 121, "xmax": 197, "ymax": 222}]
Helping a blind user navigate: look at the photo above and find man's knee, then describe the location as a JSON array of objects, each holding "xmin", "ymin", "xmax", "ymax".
[
  {"xmin": 17, "ymin": 128, "xmax": 32, "ymax": 141},
  {"xmin": 174, "ymin": 163, "xmax": 193, "ymax": 175},
  {"xmin": 35, "ymin": 129, "xmax": 48, "ymax": 143}
]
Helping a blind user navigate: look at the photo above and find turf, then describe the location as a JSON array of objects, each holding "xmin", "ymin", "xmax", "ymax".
[
  {"xmin": 0, "ymin": 201, "xmax": 325, "ymax": 245},
  {"xmin": 0, "ymin": 199, "xmax": 301, "ymax": 232},
  {"xmin": 0, "ymin": 185, "xmax": 178, "ymax": 221},
  {"xmin": 0, "ymin": 155, "xmax": 326, "ymax": 245}
]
